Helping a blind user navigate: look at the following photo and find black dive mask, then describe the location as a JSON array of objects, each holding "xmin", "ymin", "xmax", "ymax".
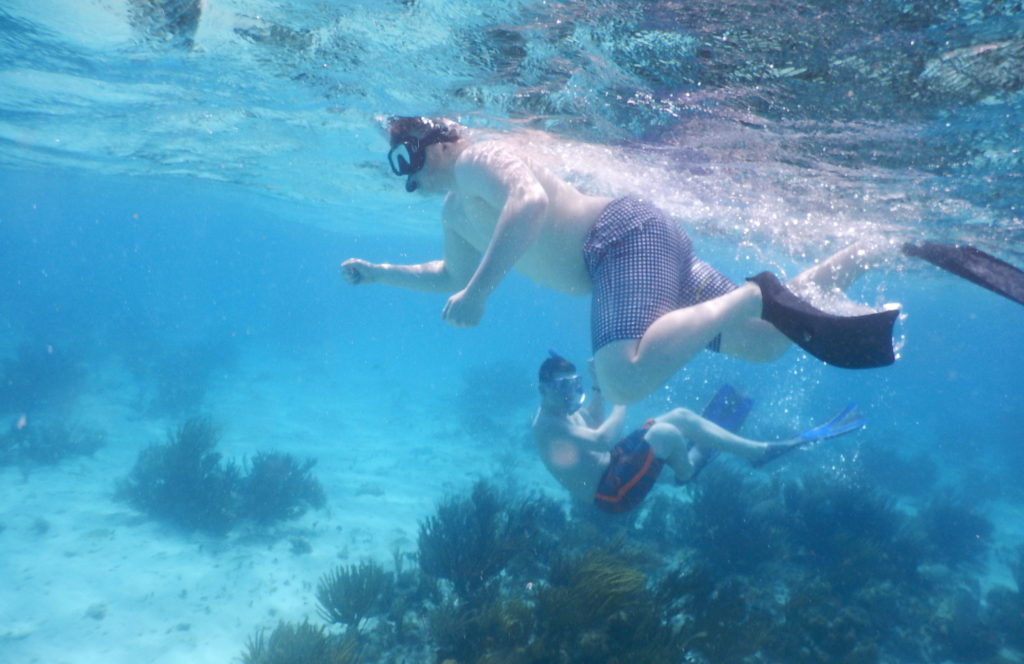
[
  {"xmin": 388, "ymin": 136, "xmax": 427, "ymax": 177},
  {"xmin": 548, "ymin": 374, "xmax": 585, "ymax": 414}
]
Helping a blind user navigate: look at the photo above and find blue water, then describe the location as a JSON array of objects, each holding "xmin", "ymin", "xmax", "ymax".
[{"xmin": 2, "ymin": 1, "xmax": 1023, "ymax": 663}]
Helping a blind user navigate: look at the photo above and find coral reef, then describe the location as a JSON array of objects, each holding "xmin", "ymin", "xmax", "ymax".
[
  {"xmin": 985, "ymin": 546, "xmax": 1024, "ymax": 653},
  {"xmin": 118, "ymin": 416, "xmax": 324, "ymax": 534},
  {"xmin": 415, "ymin": 483, "xmax": 688, "ymax": 664},
  {"xmin": 427, "ymin": 595, "xmax": 531, "ymax": 664},
  {"xmin": 928, "ymin": 586, "xmax": 1002, "ymax": 663},
  {"xmin": 856, "ymin": 442, "xmax": 939, "ymax": 498},
  {"xmin": 670, "ymin": 570, "xmax": 773, "ymax": 662},
  {"xmin": 767, "ymin": 577, "xmax": 882, "ymax": 664},
  {"xmin": 118, "ymin": 416, "xmax": 240, "ymax": 534},
  {"xmin": 235, "ymin": 468, "xmax": 1024, "ymax": 664},
  {"xmin": 916, "ymin": 496, "xmax": 993, "ymax": 568},
  {"xmin": 782, "ymin": 470, "xmax": 924, "ymax": 594},
  {"xmin": 530, "ymin": 549, "xmax": 682, "ymax": 664},
  {"xmin": 241, "ymin": 620, "xmax": 359, "ymax": 664},
  {"xmin": 239, "ymin": 452, "xmax": 326, "ymax": 525},
  {"xmin": 680, "ymin": 465, "xmax": 786, "ymax": 575},
  {"xmin": 316, "ymin": 561, "xmax": 395, "ymax": 634},
  {"xmin": 418, "ymin": 481, "xmax": 560, "ymax": 602}
]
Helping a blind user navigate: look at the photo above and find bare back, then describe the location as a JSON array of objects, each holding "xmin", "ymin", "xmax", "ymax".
[{"xmin": 446, "ymin": 140, "xmax": 613, "ymax": 295}]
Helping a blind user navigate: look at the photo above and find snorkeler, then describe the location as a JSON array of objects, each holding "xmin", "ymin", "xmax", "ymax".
[
  {"xmin": 531, "ymin": 353, "xmax": 865, "ymax": 513},
  {"xmin": 340, "ymin": 116, "xmax": 1020, "ymax": 405}
]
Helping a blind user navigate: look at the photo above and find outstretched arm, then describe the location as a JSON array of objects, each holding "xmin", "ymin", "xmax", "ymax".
[{"xmin": 341, "ymin": 216, "xmax": 480, "ymax": 294}]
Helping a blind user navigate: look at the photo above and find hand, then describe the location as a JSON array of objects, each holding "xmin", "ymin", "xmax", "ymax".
[
  {"xmin": 340, "ymin": 258, "xmax": 377, "ymax": 285},
  {"xmin": 442, "ymin": 288, "xmax": 486, "ymax": 327}
]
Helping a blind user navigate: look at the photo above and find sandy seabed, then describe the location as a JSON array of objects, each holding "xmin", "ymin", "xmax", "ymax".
[
  {"xmin": 3, "ymin": 347, "xmax": 1023, "ymax": 664},
  {"xmin": 0, "ymin": 349, "xmax": 546, "ymax": 664}
]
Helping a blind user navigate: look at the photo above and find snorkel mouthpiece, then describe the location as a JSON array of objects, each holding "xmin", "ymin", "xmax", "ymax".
[{"xmin": 405, "ymin": 178, "xmax": 418, "ymax": 193}]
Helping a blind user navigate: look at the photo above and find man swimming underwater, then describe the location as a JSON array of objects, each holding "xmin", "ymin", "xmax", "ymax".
[
  {"xmin": 342, "ymin": 116, "xmax": 1022, "ymax": 404},
  {"xmin": 531, "ymin": 353, "xmax": 865, "ymax": 513}
]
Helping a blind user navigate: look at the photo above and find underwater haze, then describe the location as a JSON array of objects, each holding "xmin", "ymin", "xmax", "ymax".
[{"xmin": 1, "ymin": 1, "xmax": 1023, "ymax": 663}]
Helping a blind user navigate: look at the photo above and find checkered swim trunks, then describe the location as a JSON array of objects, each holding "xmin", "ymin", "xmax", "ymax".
[{"xmin": 583, "ymin": 196, "xmax": 738, "ymax": 353}]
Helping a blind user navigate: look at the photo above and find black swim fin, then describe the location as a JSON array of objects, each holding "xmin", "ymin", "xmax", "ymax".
[
  {"xmin": 902, "ymin": 241, "xmax": 1024, "ymax": 307},
  {"xmin": 747, "ymin": 271, "xmax": 899, "ymax": 369}
]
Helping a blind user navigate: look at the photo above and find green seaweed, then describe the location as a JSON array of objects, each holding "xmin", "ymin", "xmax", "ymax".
[
  {"xmin": 530, "ymin": 549, "xmax": 681, "ymax": 664},
  {"xmin": 316, "ymin": 561, "xmax": 395, "ymax": 634},
  {"xmin": 762, "ymin": 575, "xmax": 881, "ymax": 664},
  {"xmin": 118, "ymin": 416, "xmax": 326, "ymax": 534},
  {"xmin": 233, "ymin": 461, "xmax": 1022, "ymax": 664},
  {"xmin": 782, "ymin": 471, "xmax": 923, "ymax": 594},
  {"xmin": 418, "ymin": 481, "xmax": 558, "ymax": 602},
  {"xmin": 428, "ymin": 595, "xmax": 534, "ymax": 664},
  {"xmin": 240, "ymin": 452, "xmax": 326, "ymax": 525},
  {"xmin": 928, "ymin": 588, "xmax": 1001, "ymax": 663},
  {"xmin": 685, "ymin": 465, "xmax": 786, "ymax": 574},
  {"xmin": 917, "ymin": 495, "xmax": 993, "ymax": 568},
  {"xmin": 657, "ymin": 564, "xmax": 773, "ymax": 662},
  {"xmin": 241, "ymin": 620, "xmax": 359, "ymax": 664},
  {"xmin": 118, "ymin": 416, "xmax": 240, "ymax": 534}
]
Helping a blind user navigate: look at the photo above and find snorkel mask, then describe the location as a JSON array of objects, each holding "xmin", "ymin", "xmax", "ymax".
[
  {"xmin": 549, "ymin": 373, "xmax": 585, "ymax": 414},
  {"xmin": 386, "ymin": 117, "xmax": 460, "ymax": 192},
  {"xmin": 543, "ymin": 349, "xmax": 585, "ymax": 414},
  {"xmin": 388, "ymin": 135, "xmax": 428, "ymax": 177}
]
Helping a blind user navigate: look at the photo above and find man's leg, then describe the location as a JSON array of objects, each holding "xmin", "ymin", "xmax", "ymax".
[
  {"xmin": 717, "ymin": 317, "xmax": 791, "ymax": 361},
  {"xmin": 594, "ymin": 282, "xmax": 765, "ymax": 405},
  {"xmin": 788, "ymin": 238, "xmax": 894, "ymax": 293},
  {"xmin": 645, "ymin": 410, "xmax": 770, "ymax": 481},
  {"xmin": 654, "ymin": 408, "xmax": 766, "ymax": 462},
  {"xmin": 596, "ymin": 241, "xmax": 892, "ymax": 404},
  {"xmin": 643, "ymin": 422, "xmax": 694, "ymax": 483}
]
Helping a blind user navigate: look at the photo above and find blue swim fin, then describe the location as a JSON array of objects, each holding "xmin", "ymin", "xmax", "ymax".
[
  {"xmin": 796, "ymin": 402, "xmax": 866, "ymax": 443},
  {"xmin": 752, "ymin": 402, "xmax": 866, "ymax": 468},
  {"xmin": 683, "ymin": 384, "xmax": 755, "ymax": 482},
  {"xmin": 703, "ymin": 384, "xmax": 754, "ymax": 433}
]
